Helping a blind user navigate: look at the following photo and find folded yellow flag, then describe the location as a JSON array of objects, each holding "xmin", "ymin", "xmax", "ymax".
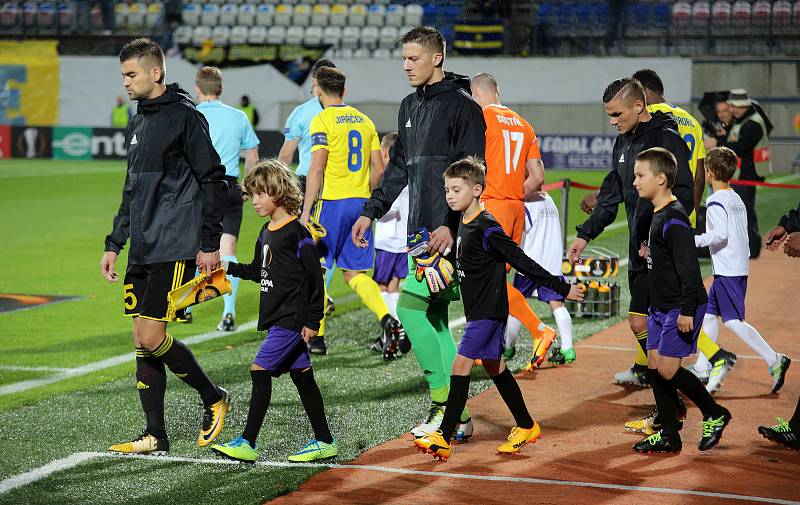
[{"xmin": 167, "ymin": 268, "xmax": 231, "ymax": 321}]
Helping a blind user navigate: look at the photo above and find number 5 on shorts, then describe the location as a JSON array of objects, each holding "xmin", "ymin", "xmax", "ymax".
[{"xmin": 124, "ymin": 283, "xmax": 137, "ymax": 310}]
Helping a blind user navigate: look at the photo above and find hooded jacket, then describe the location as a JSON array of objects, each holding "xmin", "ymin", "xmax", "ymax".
[
  {"xmin": 779, "ymin": 202, "xmax": 800, "ymax": 234},
  {"xmin": 361, "ymin": 72, "xmax": 486, "ymax": 235},
  {"xmin": 576, "ymin": 111, "xmax": 693, "ymax": 271},
  {"xmin": 105, "ymin": 84, "xmax": 227, "ymax": 265}
]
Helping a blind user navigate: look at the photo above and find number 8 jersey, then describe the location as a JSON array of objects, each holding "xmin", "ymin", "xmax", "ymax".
[
  {"xmin": 310, "ymin": 103, "xmax": 381, "ymax": 200},
  {"xmin": 481, "ymin": 104, "xmax": 541, "ymax": 201}
]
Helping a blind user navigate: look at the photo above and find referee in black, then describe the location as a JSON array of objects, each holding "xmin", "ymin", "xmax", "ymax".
[{"xmin": 100, "ymin": 38, "xmax": 230, "ymax": 455}]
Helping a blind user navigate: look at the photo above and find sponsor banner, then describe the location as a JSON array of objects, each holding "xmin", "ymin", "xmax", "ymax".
[
  {"xmin": 539, "ymin": 134, "xmax": 616, "ymax": 170},
  {"xmin": 0, "ymin": 41, "xmax": 60, "ymax": 126},
  {"xmin": 0, "ymin": 125, "xmax": 10, "ymax": 159},
  {"xmin": 0, "ymin": 293, "xmax": 81, "ymax": 314},
  {"xmin": 53, "ymin": 126, "xmax": 93, "ymax": 160},
  {"xmin": 91, "ymin": 128, "xmax": 128, "ymax": 159},
  {"xmin": 11, "ymin": 126, "xmax": 52, "ymax": 159}
]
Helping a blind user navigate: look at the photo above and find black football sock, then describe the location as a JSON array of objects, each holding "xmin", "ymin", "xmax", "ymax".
[
  {"xmin": 789, "ymin": 397, "xmax": 800, "ymax": 433},
  {"xmin": 242, "ymin": 370, "xmax": 272, "ymax": 447},
  {"xmin": 136, "ymin": 348, "xmax": 167, "ymax": 439},
  {"xmin": 492, "ymin": 368, "xmax": 534, "ymax": 429},
  {"xmin": 153, "ymin": 333, "xmax": 221, "ymax": 406},
  {"xmin": 673, "ymin": 367, "xmax": 724, "ymax": 418},
  {"xmin": 649, "ymin": 369, "xmax": 679, "ymax": 438},
  {"xmin": 438, "ymin": 375, "xmax": 470, "ymax": 443},
  {"xmin": 291, "ymin": 369, "xmax": 333, "ymax": 444}
]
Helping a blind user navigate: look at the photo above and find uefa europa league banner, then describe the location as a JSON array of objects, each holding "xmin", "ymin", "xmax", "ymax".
[{"xmin": 0, "ymin": 41, "xmax": 60, "ymax": 126}]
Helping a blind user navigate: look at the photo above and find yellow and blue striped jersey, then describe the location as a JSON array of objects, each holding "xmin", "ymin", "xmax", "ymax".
[
  {"xmin": 310, "ymin": 104, "xmax": 380, "ymax": 200},
  {"xmin": 648, "ymin": 102, "xmax": 706, "ymax": 177}
]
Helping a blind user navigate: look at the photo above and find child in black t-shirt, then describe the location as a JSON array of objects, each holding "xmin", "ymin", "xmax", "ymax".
[
  {"xmin": 210, "ymin": 159, "xmax": 337, "ymax": 464},
  {"xmin": 632, "ymin": 147, "xmax": 731, "ymax": 454},
  {"xmin": 414, "ymin": 156, "xmax": 583, "ymax": 462}
]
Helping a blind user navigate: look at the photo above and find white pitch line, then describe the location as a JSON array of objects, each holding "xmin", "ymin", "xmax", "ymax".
[
  {"xmin": 0, "ymin": 320, "xmax": 259, "ymax": 397},
  {"xmin": 0, "ymin": 365, "xmax": 73, "ymax": 372},
  {"xmin": 2, "ymin": 451, "xmax": 797, "ymax": 505}
]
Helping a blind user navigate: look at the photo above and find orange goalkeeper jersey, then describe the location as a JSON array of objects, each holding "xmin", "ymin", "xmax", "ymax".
[{"xmin": 481, "ymin": 104, "xmax": 541, "ymax": 201}]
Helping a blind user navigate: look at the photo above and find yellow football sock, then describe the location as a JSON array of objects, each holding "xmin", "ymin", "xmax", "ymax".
[
  {"xmin": 634, "ymin": 330, "xmax": 648, "ymax": 367},
  {"xmin": 347, "ymin": 273, "xmax": 390, "ymax": 321},
  {"xmin": 697, "ymin": 329, "xmax": 720, "ymax": 359}
]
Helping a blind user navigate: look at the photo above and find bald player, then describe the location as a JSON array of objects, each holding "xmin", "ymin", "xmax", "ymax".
[{"xmin": 470, "ymin": 73, "xmax": 558, "ymax": 366}]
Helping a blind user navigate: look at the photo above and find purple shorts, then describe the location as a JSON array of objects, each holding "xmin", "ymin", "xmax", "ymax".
[
  {"xmin": 253, "ymin": 326, "xmax": 311, "ymax": 376},
  {"xmin": 706, "ymin": 275, "xmax": 746, "ymax": 322},
  {"xmin": 647, "ymin": 304, "xmax": 708, "ymax": 358},
  {"xmin": 458, "ymin": 319, "xmax": 505, "ymax": 360},
  {"xmin": 512, "ymin": 273, "xmax": 565, "ymax": 302},
  {"xmin": 373, "ymin": 249, "xmax": 409, "ymax": 284}
]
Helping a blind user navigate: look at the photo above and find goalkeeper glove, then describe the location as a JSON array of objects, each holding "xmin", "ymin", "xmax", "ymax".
[{"xmin": 407, "ymin": 228, "xmax": 455, "ymax": 294}]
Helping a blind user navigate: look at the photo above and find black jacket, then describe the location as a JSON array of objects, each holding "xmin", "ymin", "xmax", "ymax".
[
  {"xmin": 361, "ymin": 72, "xmax": 486, "ymax": 235},
  {"xmin": 576, "ymin": 111, "xmax": 693, "ymax": 271},
  {"xmin": 779, "ymin": 202, "xmax": 800, "ymax": 233},
  {"xmin": 105, "ymin": 84, "xmax": 227, "ymax": 265},
  {"xmin": 719, "ymin": 106, "xmax": 766, "ymax": 181}
]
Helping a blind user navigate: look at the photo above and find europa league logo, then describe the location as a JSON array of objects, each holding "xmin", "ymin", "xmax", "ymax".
[{"xmin": 18, "ymin": 127, "xmax": 47, "ymax": 158}]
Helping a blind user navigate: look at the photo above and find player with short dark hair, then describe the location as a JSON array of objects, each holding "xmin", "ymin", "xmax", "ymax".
[
  {"xmin": 352, "ymin": 26, "xmax": 486, "ymax": 440},
  {"xmin": 101, "ymin": 38, "xmax": 230, "ymax": 455},
  {"xmin": 188, "ymin": 65, "xmax": 260, "ymax": 332},
  {"xmin": 299, "ymin": 66, "xmax": 404, "ymax": 361},
  {"xmin": 415, "ymin": 156, "xmax": 583, "ymax": 461},
  {"xmin": 631, "ymin": 147, "xmax": 731, "ymax": 454},
  {"xmin": 210, "ymin": 159, "xmax": 337, "ymax": 463}
]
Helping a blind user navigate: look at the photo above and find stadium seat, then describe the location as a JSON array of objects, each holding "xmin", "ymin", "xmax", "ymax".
[
  {"xmin": 672, "ymin": 1, "xmax": 692, "ymax": 28},
  {"xmin": 322, "ymin": 25, "xmax": 342, "ymax": 46},
  {"xmin": 772, "ymin": 0, "xmax": 792, "ymax": 25},
  {"xmin": 201, "ymin": 4, "xmax": 219, "ymax": 26},
  {"xmin": 1, "ymin": 3, "xmax": 19, "ymax": 28},
  {"xmin": 305, "ymin": 25, "xmax": 323, "ymax": 45},
  {"xmin": 379, "ymin": 25, "xmax": 398, "ymax": 48},
  {"xmin": 212, "ymin": 25, "xmax": 231, "ymax": 46},
  {"xmin": 732, "ymin": 0, "xmax": 752, "ymax": 27},
  {"xmin": 751, "ymin": 0, "xmax": 771, "ymax": 27},
  {"xmin": 712, "ymin": 1, "xmax": 732, "ymax": 27},
  {"xmin": 255, "ymin": 4, "xmax": 274, "ymax": 26},
  {"xmin": 373, "ymin": 0, "xmax": 390, "ymax": 5},
  {"xmin": 219, "ymin": 4, "xmax": 238, "ymax": 26},
  {"xmin": 36, "ymin": 2, "xmax": 56, "ymax": 28},
  {"xmin": 174, "ymin": 25, "xmax": 193, "ymax": 45},
  {"xmin": 329, "ymin": 4, "xmax": 347, "ymax": 26},
  {"xmin": 286, "ymin": 25, "xmax": 304, "ymax": 44},
  {"xmin": 228, "ymin": 0, "xmax": 244, "ymax": 5},
  {"xmin": 182, "ymin": 3, "xmax": 201, "ymax": 26},
  {"xmin": 274, "ymin": 4, "xmax": 293, "ymax": 26},
  {"xmin": 22, "ymin": 2, "xmax": 37, "ymax": 26},
  {"xmin": 391, "ymin": 47, "xmax": 402, "ymax": 59},
  {"xmin": 311, "ymin": 4, "xmax": 329, "ymax": 26},
  {"xmin": 282, "ymin": 0, "xmax": 299, "ymax": 4},
  {"xmin": 267, "ymin": 25, "xmax": 286, "ymax": 44},
  {"xmin": 692, "ymin": 1, "xmax": 711, "ymax": 28},
  {"xmin": 237, "ymin": 3, "xmax": 256, "ymax": 26},
  {"xmin": 349, "ymin": 4, "xmax": 367, "ymax": 26},
  {"xmin": 372, "ymin": 47, "xmax": 391, "ymax": 59},
  {"xmin": 146, "ymin": 3, "xmax": 161, "ymax": 29},
  {"xmin": 341, "ymin": 25, "xmax": 360, "ymax": 48},
  {"xmin": 230, "ymin": 25, "xmax": 249, "ymax": 44},
  {"xmin": 248, "ymin": 25, "xmax": 267, "ymax": 43},
  {"xmin": 126, "ymin": 2, "xmax": 145, "ymax": 29},
  {"xmin": 794, "ymin": 0, "xmax": 800, "ymax": 25},
  {"xmin": 361, "ymin": 25, "xmax": 379, "ymax": 48},
  {"xmin": 293, "ymin": 3, "xmax": 310, "ymax": 26},
  {"xmin": 113, "ymin": 3, "xmax": 127, "ymax": 29},
  {"xmin": 336, "ymin": 47, "xmax": 354, "ymax": 59},
  {"xmin": 353, "ymin": 47, "xmax": 370, "ymax": 58},
  {"xmin": 58, "ymin": 2, "xmax": 73, "ymax": 28},
  {"xmin": 385, "ymin": 4, "xmax": 403, "ymax": 26},
  {"xmin": 90, "ymin": 5, "xmax": 104, "ymax": 29},
  {"xmin": 367, "ymin": 4, "xmax": 385, "ymax": 26},
  {"xmin": 403, "ymin": 3, "xmax": 422, "ymax": 26},
  {"xmin": 192, "ymin": 25, "xmax": 212, "ymax": 46}
]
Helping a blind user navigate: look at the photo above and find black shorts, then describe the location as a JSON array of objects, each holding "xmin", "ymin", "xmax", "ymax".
[
  {"xmin": 124, "ymin": 260, "xmax": 195, "ymax": 322},
  {"xmin": 221, "ymin": 177, "xmax": 243, "ymax": 237},
  {"xmin": 628, "ymin": 267, "xmax": 649, "ymax": 316}
]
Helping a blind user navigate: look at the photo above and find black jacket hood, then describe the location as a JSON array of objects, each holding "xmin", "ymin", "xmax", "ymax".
[
  {"xmin": 138, "ymin": 83, "xmax": 195, "ymax": 113},
  {"xmin": 629, "ymin": 110, "xmax": 679, "ymax": 139},
  {"xmin": 417, "ymin": 71, "xmax": 472, "ymax": 98}
]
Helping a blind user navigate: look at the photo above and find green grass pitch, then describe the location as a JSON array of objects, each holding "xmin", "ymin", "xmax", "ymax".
[{"xmin": 0, "ymin": 159, "xmax": 794, "ymax": 504}]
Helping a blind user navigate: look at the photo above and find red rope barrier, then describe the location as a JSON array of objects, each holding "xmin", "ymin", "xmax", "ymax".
[{"xmin": 542, "ymin": 178, "xmax": 799, "ymax": 192}]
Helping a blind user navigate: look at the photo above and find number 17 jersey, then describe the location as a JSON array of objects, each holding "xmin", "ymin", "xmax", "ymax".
[
  {"xmin": 482, "ymin": 104, "xmax": 541, "ymax": 201},
  {"xmin": 310, "ymin": 104, "xmax": 380, "ymax": 200}
]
